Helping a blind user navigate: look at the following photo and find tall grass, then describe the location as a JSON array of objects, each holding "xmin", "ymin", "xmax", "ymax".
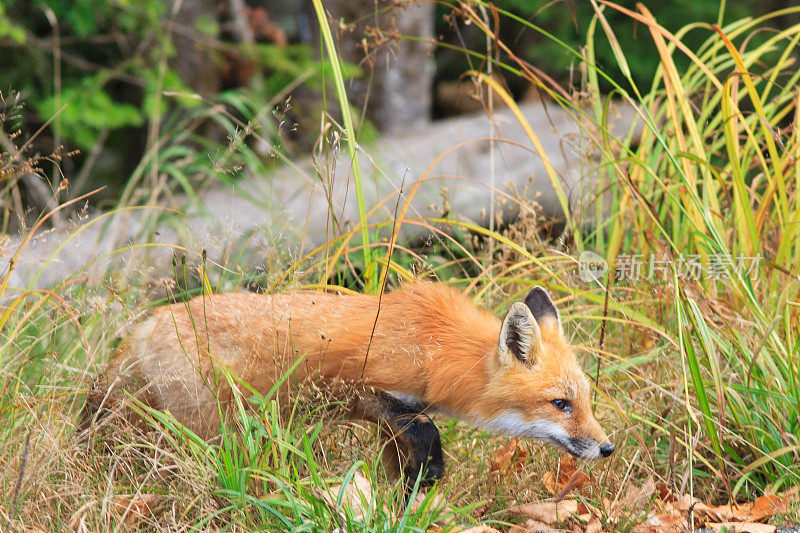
[
  {"xmin": 1, "ymin": 1, "xmax": 800, "ymax": 530},
  {"xmin": 298, "ymin": 0, "xmax": 800, "ymax": 497},
  {"xmin": 468, "ymin": 0, "xmax": 800, "ymax": 496},
  {"xmin": 311, "ymin": 0, "xmax": 374, "ymax": 292},
  {"xmin": 589, "ymin": 4, "xmax": 800, "ymax": 494}
]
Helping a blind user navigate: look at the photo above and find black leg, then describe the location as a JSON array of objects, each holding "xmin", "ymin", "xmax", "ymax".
[{"xmin": 350, "ymin": 390, "xmax": 445, "ymax": 491}]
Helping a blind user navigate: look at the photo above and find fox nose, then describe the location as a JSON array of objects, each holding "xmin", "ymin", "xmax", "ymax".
[{"xmin": 600, "ymin": 443, "xmax": 615, "ymax": 457}]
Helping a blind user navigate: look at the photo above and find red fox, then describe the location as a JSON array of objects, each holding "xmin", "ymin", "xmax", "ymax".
[{"xmin": 85, "ymin": 282, "xmax": 613, "ymax": 486}]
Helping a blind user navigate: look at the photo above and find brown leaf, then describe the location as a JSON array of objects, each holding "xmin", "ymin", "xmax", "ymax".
[
  {"xmin": 412, "ymin": 491, "xmax": 444, "ymax": 511},
  {"xmin": 559, "ymin": 455, "xmax": 578, "ymax": 475},
  {"xmin": 324, "ymin": 472, "xmax": 374, "ymax": 521},
  {"xmin": 656, "ymin": 483, "xmax": 678, "ymax": 503},
  {"xmin": 632, "ymin": 491, "xmax": 787, "ymax": 533},
  {"xmin": 621, "ymin": 476, "xmax": 657, "ymax": 508},
  {"xmin": 411, "ymin": 492, "xmax": 453, "ymax": 525},
  {"xmin": 706, "ymin": 523, "xmax": 776, "ymax": 533},
  {"xmin": 509, "ymin": 500, "xmax": 580, "ymax": 525},
  {"xmin": 490, "ymin": 438, "xmax": 527, "ymax": 479},
  {"xmin": 606, "ymin": 476, "xmax": 657, "ymax": 522},
  {"xmin": 475, "ymin": 500, "xmax": 493, "ymax": 517},
  {"xmin": 783, "ymin": 484, "xmax": 799, "ymax": 503},
  {"xmin": 629, "ymin": 511, "xmax": 685, "ymax": 533},
  {"xmin": 675, "ymin": 493, "xmax": 699, "ymax": 512},
  {"xmin": 584, "ymin": 515, "xmax": 603, "ymax": 533},
  {"xmin": 112, "ymin": 494, "xmax": 158, "ymax": 525},
  {"xmin": 490, "ymin": 438, "xmax": 518, "ymax": 473},
  {"xmin": 694, "ymin": 495, "xmax": 787, "ymax": 523},
  {"xmin": 508, "ymin": 518, "xmax": 560, "ymax": 533},
  {"xmin": 558, "ymin": 471, "xmax": 591, "ymax": 498},
  {"xmin": 244, "ymin": 7, "xmax": 288, "ymax": 46},
  {"xmin": 456, "ymin": 526, "xmax": 502, "ymax": 533},
  {"xmin": 542, "ymin": 471, "xmax": 559, "ymax": 495},
  {"xmin": 577, "ymin": 501, "xmax": 602, "ymax": 524},
  {"xmin": 542, "ymin": 456, "xmax": 590, "ymax": 496}
]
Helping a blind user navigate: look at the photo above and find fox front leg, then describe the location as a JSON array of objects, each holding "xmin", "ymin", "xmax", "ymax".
[{"xmin": 350, "ymin": 390, "xmax": 445, "ymax": 492}]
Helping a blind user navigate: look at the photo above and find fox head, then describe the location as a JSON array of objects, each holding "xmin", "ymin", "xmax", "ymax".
[{"xmin": 478, "ymin": 287, "xmax": 613, "ymax": 460}]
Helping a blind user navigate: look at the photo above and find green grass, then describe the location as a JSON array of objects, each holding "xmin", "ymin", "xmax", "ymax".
[{"xmin": 1, "ymin": 1, "xmax": 800, "ymax": 530}]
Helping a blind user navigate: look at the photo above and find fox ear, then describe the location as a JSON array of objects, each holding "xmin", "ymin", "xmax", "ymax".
[
  {"xmin": 524, "ymin": 286, "xmax": 563, "ymax": 336},
  {"xmin": 498, "ymin": 302, "xmax": 542, "ymax": 367}
]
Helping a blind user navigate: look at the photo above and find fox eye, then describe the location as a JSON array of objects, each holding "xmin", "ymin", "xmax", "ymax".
[{"xmin": 551, "ymin": 399, "xmax": 572, "ymax": 412}]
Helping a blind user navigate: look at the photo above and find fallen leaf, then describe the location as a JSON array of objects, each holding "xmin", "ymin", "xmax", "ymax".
[
  {"xmin": 656, "ymin": 483, "xmax": 678, "ymax": 503},
  {"xmin": 509, "ymin": 500, "xmax": 580, "ymax": 525},
  {"xmin": 508, "ymin": 518, "xmax": 560, "ymax": 533},
  {"xmin": 631, "ymin": 490, "xmax": 788, "ymax": 533},
  {"xmin": 411, "ymin": 492, "xmax": 453, "ymax": 525},
  {"xmin": 324, "ymin": 472, "xmax": 374, "ymax": 521},
  {"xmin": 490, "ymin": 438, "xmax": 527, "ymax": 479},
  {"xmin": 456, "ymin": 526, "xmax": 502, "ymax": 533},
  {"xmin": 542, "ymin": 456, "xmax": 590, "ymax": 497},
  {"xmin": 584, "ymin": 515, "xmax": 603, "ymax": 533},
  {"xmin": 475, "ymin": 500, "xmax": 492, "ymax": 517},
  {"xmin": 694, "ymin": 495, "xmax": 787, "ymax": 523},
  {"xmin": 542, "ymin": 471, "xmax": 559, "ymax": 494},
  {"xmin": 675, "ymin": 493, "xmax": 700, "ymax": 512},
  {"xmin": 707, "ymin": 523, "xmax": 776, "ymax": 533},
  {"xmin": 578, "ymin": 501, "xmax": 602, "ymax": 524},
  {"xmin": 561, "ymin": 471, "xmax": 592, "ymax": 498},
  {"xmin": 621, "ymin": 476, "xmax": 657, "ymax": 508},
  {"xmin": 112, "ymin": 494, "xmax": 158, "ymax": 525},
  {"xmin": 630, "ymin": 511, "xmax": 685, "ymax": 533},
  {"xmin": 606, "ymin": 476, "xmax": 657, "ymax": 522},
  {"xmin": 412, "ymin": 491, "xmax": 444, "ymax": 511}
]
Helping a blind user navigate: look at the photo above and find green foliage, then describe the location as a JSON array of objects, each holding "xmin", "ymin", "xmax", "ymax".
[
  {"xmin": 139, "ymin": 67, "xmax": 202, "ymax": 117},
  {"xmin": 32, "ymin": 0, "xmax": 165, "ymax": 36},
  {"xmin": 36, "ymin": 74, "xmax": 144, "ymax": 148},
  {"xmin": 0, "ymin": 4, "xmax": 25, "ymax": 42},
  {"xmin": 519, "ymin": 0, "xmax": 751, "ymax": 90},
  {"xmin": 436, "ymin": 0, "xmax": 771, "ymax": 94},
  {"xmin": 0, "ymin": 0, "xmax": 359, "ymax": 196},
  {"xmin": 0, "ymin": 0, "xmax": 178, "ymax": 161}
]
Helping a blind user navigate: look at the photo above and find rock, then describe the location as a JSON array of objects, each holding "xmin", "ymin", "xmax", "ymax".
[{"xmin": 1, "ymin": 99, "xmax": 640, "ymax": 296}]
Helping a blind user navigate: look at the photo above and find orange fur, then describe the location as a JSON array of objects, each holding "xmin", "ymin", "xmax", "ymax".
[{"xmin": 92, "ymin": 281, "xmax": 611, "ymax": 458}]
